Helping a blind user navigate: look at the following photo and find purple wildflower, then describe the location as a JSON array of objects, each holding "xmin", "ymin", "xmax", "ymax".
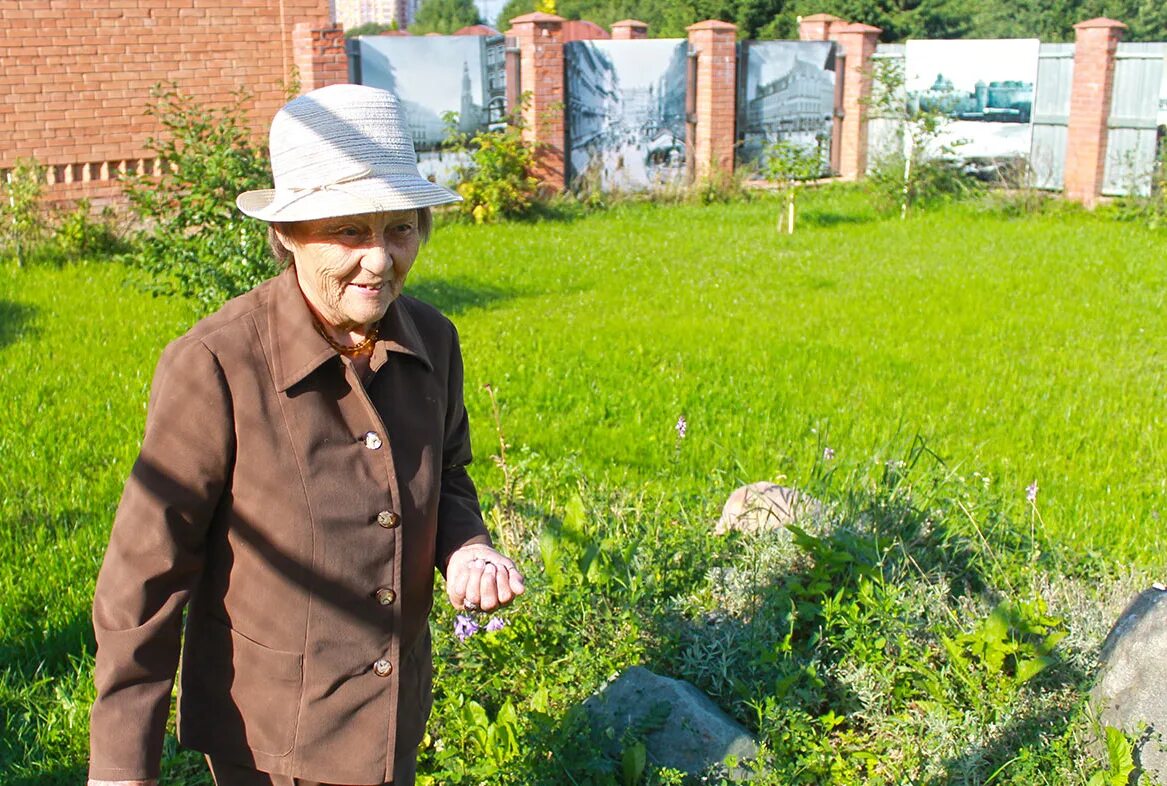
[
  {"xmin": 485, "ymin": 617, "xmax": 506, "ymax": 633},
  {"xmin": 675, "ymin": 415, "xmax": 687, "ymax": 440},
  {"xmin": 823, "ymin": 447, "xmax": 835, "ymax": 461},
  {"xmin": 1026, "ymin": 481, "xmax": 1039, "ymax": 504},
  {"xmin": 454, "ymin": 614, "xmax": 480, "ymax": 642}
]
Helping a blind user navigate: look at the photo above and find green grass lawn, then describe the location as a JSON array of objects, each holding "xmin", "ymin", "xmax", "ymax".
[
  {"xmin": 432, "ymin": 189, "xmax": 1166, "ymax": 563},
  {"xmin": 1, "ymin": 186, "xmax": 1164, "ymax": 783}
]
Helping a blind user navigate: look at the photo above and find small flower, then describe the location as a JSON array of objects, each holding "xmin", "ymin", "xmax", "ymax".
[
  {"xmin": 1026, "ymin": 481, "xmax": 1039, "ymax": 504},
  {"xmin": 675, "ymin": 415, "xmax": 687, "ymax": 440},
  {"xmin": 823, "ymin": 447, "xmax": 835, "ymax": 461},
  {"xmin": 485, "ymin": 617, "xmax": 506, "ymax": 632},
  {"xmin": 454, "ymin": 614, "xmax": 480, "ymax": 642}
]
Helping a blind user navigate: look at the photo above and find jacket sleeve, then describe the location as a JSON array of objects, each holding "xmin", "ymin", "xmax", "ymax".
[
  {"xmin": 89, "ymin": 338, "xmax": 234, "ymax": 781},
  {"xmin": 435, "ymin": 324, "xmax": 491, "ymax": 575}
]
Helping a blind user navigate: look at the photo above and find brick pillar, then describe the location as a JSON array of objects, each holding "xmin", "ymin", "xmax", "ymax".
[
  {"xmin": 1065, "ymin": 17, "xmax": 1126, "ymax": 208},
  {"xmin": 830, "ymin": 23, "xmax": 880, "ymax": 181},
  {"xmin": 686, "ymin": 20, "xmax": 737, "ymax": 183},
  {"xmin": 293, "ymin": 22, "xmax": 348, "ymax": 93},
  {"xmin": 798, "ymin": 13, "xmax": 844, "ymax": 41},
  {"xmin": 507, "ymin": 12, "xmax": 566, "ymax": 190},
  {"xmin": 611, "ymin": 19, "xmax": 648, "ymax": 39},
  {"xmin": 799, "ymin": 14, "xmax": 848, "ymax": 176}
]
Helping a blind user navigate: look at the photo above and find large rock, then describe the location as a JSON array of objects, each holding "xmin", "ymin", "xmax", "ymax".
[
  {"xmin": 584, "ymin": 666, "xmax": 758, "ymax": 777},
  {"xmin": 1091, "ymin": 586, "xmax": 1167, "ymax": 780},
  {"xmin": 715, "ymin": 482, "xmax": 822, "ymax": 536}
]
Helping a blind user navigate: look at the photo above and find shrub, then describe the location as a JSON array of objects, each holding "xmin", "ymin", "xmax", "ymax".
[
  {"xmin": 0, "ymin": 162, "xmax": 126, "ymax": 265},
  {"xmin": 0, "ymin": 158, "xmax": 49, "ymax": 266},
  {"xmin": 122, "ymin": 84, "xmax": 276, "ymax": 311},
  {"xmin": 443, "ymin": 105, "xmax": 541, "ymax": 224},
  {"xmin": 54, "ymin": 199, "xmax": 128, "ymax": 259},
  {"xmin": 865, "ymin": 57, "xmax": 977, "ymax": 217},
  {"xmin": 1109, "ymin": 140, "xmax": 1167, "ymax": 229},
  {"xmin": 762, "ymin": 139, "xmax": 825, "ymax": 234}
]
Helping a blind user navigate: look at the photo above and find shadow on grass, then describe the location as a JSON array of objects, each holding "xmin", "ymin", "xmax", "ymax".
[
  {"xmin": 0, "ymin": 300, "xmax": 38, "ymax": 349},
  {"xmin": 799, "ymin": 210, "xmax": 877, "ymax": 228},
  {"xmin": 404, "ymin": 278, "xmax": 518, "ymax": 316}
]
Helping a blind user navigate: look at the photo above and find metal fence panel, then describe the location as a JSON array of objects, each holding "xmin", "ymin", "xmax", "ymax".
[
  {"xmin": 1029, "ymin": 43, "xmax": 1073, "ymax": 190},
  {"xmin": 1103, "ymin": 42, "xmax": 1166, "ymax": 196}
]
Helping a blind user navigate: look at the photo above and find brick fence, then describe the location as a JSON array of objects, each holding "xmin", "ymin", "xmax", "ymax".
[
  {"xmin": 1, "ymin": 0, "xmax": 334, "ymax": 205},
  {"xmin": 1, "ymin": 5, "xmax": 1146, "ymax": 208}
]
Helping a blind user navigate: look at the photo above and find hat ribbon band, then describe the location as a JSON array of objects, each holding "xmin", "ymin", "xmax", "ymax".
[{"xmin": 265, "ymin": 167, "xmax": 373, "ymax": 215}]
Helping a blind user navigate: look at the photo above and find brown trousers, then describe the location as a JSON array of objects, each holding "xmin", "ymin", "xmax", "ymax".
[{"xmin": 206, "ymin": 749, "xmax": 418, "ymax": 786}]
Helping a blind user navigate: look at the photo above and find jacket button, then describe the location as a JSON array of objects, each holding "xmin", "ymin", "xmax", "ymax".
[
  {"xmin": 362, "ymin": 431, "xmax": 382, "ymax": 450},
  {"xmin": 373, "ymin": 658, "xmax": 392, "ymax": 677},
  {"xmin": 376, "ymin": 510, "xmax": 399, "ymax": 528},
  {"xmin": 375, "ymin": 587, "xmax": 396, "ymax": 605}
]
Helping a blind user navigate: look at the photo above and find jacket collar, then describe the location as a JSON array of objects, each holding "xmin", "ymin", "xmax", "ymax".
[{"xmin": 268, "ymin": 266, "xmax": 433, "ymax": 392}]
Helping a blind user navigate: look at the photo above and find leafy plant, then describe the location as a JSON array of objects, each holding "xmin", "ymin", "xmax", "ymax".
[
  {"xmin": 443, "ymin": 103, "xmax": 541, "ymax": 224},
  {"xmin": 53, "ymin": 199, "xmax": 127, "ymax": 259},
  {"xmin": 0, "ymin": 158, "xmax": 48, "ymax": 266},
  {"xmin": 762, "ymin": 139, "xmax": 826, "ymax": 234},
  {"xmin": 866, "ymin": 56, "xmax": 975, "ymax": 218},
  {"xmin": 121, "ymin": 83, "xmax": 276, "ymax": 311},
  {"xmin": 1086, "ymin": 726, "xmax": 1137, "ymax": 786},
  {"xmin": 943, "ymin": 598, "xmax": 1067, "ymax": 685}
]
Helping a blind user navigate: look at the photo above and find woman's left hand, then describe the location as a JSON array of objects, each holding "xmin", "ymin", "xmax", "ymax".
[{"xmin": 446, "ymin": 544, "xmax": 525, "ymax": 613}]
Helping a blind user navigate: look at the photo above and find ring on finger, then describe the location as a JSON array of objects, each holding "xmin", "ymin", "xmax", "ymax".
[{"xmin": 464, "ymin": 600, "xmax": 479, "ymax": 612}]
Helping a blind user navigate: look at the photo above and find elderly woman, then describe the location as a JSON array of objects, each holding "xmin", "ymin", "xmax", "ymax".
[{"xmin": 87, "ymin": 84, "xmax": 523, "ymax": 786}]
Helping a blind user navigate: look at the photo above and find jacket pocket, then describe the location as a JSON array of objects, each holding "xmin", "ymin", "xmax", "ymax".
[
  {"xmin": 226, "ymin": 624, "xmax": 303, "ymax": 756},
  {"xmin": 181, "ymin": 615, "xmax": 303, "ymax": 758}
]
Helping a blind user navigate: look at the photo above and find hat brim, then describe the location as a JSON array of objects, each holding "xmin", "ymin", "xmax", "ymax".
[{"xmin": 236, "ymin": 175, "xmax": 462, "ymax": 222}]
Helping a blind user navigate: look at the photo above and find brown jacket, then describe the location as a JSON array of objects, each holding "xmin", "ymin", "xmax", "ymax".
[{"xmin": 89, "ymin": 266, "xmax": 490, "ymax": 784}]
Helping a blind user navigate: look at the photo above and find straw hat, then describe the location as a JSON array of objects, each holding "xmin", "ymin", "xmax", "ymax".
[{"xmin": 236, "ymin": 84, "xmax": 460, "ymax": 223}]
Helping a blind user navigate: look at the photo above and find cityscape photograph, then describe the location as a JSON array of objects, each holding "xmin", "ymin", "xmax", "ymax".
[
  {"xmin": 905, "ymin": 39, "xmax": 1040, "ymax": 159},
  {"xmin": 737, "ymin": 41, "xmax": 836, "ymax": 173},
  {"xmin": 357, "ymin": 34, "xmax": 506, "ymax": 183},
  {"xmin": 565, "ymin": 39, "xmax": 689, "ymax": 189}
]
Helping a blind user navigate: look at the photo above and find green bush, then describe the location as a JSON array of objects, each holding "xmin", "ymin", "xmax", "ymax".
[
  {"xmin": 762, "ymin": 139, "xmax": 825, "ymax": 234},
  {"xmin": 865, "ymin": 57, "xmax": 977, "ymax": 217},
  {"xmin": 54, "ymin": 199, "xmax": 128, "ymax": 259},
  {"xmin": 122, "ymin": 84, "xmax": 276, "ymax": 312},
  {"xmin": 0, "ymin": 162, "xmax": 126, "ymax": 265},
  {"xmin": 0, "ymin": 159, "xmax": 49, "ymax": 266},
  {"xmin": 443, "ymin": 105, "xmax": 541, "ymax": 224}
]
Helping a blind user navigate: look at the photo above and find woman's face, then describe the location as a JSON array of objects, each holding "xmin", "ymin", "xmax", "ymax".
[{"xmin": 276, "ymin": 210, "xmax": 421, "ymax": 333}]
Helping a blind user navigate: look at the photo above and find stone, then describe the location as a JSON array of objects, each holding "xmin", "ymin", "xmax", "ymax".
[
  {"xmin": 1090, "ymin": 585, "xmax": 1167, "ymax": 780},
  {"xmin": 715, "ymin": 482, "xmax": 823, "ymax": 536},
  {"xmin": 584, "ymin": 666, "xmax": 758, "ymax": 777}
]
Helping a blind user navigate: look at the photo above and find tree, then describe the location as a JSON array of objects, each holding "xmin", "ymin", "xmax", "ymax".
[
  {"xmin": 409, "ymin": 0, "xmax": 481, "ymax": 34},
  {"xmin": 345, "ymin": 21, "xmax": 397, "ymax": 37},
  {"xmin": 497, "ymin": 0, "xmax": 535, "ymax": 29}
]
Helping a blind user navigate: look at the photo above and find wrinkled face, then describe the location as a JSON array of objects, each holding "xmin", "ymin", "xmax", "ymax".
[{"xmin": 276, "ymin": 210, "xmax": 421, "ymax": 332}]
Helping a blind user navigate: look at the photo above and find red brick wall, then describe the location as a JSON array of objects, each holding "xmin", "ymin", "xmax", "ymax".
[
  {"xmin": 1, "ymin": 0, "xmax": 332, "ymax": 204},
  {"xmin": 293, "ymin": 22, "xmax": 348, "ymax": 92}
]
